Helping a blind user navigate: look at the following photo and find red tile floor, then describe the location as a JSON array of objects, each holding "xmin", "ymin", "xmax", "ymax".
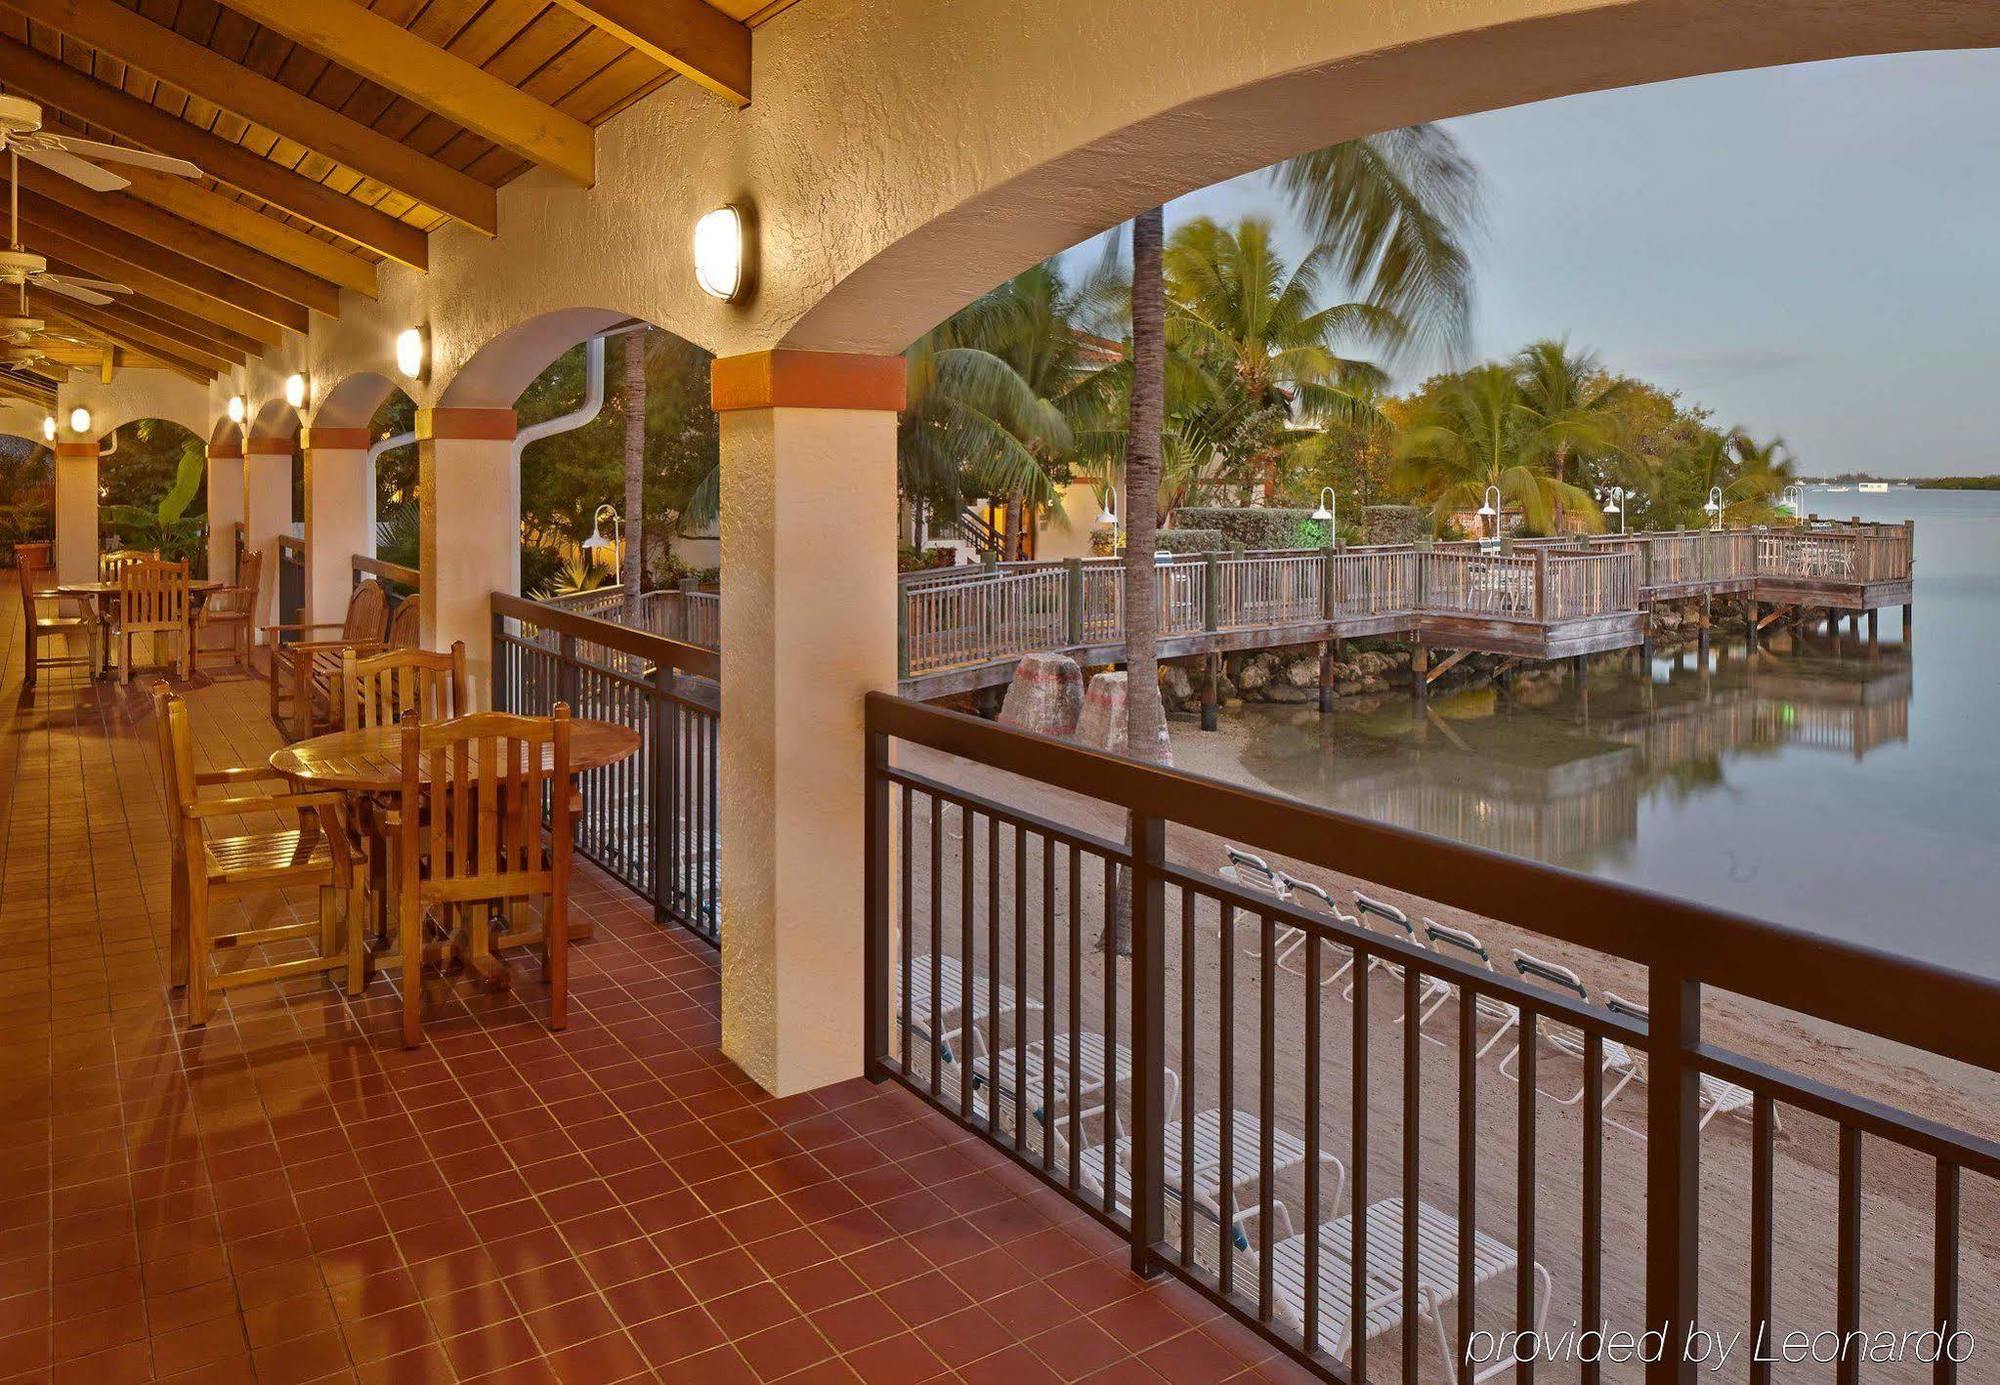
[{"xmin": 0, "ymin": 607, "xmax": 1306, "ymax": 1384}]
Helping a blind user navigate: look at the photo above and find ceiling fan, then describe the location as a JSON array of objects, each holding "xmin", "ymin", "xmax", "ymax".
[{"xmin": 0, "ymin": 92, "xmax": 202, "ymax": 193}]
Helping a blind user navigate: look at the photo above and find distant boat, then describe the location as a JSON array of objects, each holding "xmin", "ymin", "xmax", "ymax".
[
  {"xmin": 1826, "ymin": 485, "xmax": 1852, "ymax": 492},
  {"xmin": 1859, "ymin": 481, "xmax": 1889, "ymax": 493}
]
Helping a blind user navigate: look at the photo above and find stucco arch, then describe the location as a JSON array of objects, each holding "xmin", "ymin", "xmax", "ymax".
[
  {"xmin": 209, "ymin": 418, "xmax": 243, "ymax": 453},
  {"xmin": 58, "ymin": 367, "xmax": 211, "ymax": 443},
  {"xmin": 313, "ymin": 370, "xmax": 401, "ymax": 432},
  {"xmin": 435, "ymin": 307, "xmax": 639, "ymax": 409},
  {"xmin": 250, "ymin": 398, "xmax": 302, "ymax": 447},
  {"xmin": 775, "ymin": 0, "xmax": 2000, "ymax": 355}
]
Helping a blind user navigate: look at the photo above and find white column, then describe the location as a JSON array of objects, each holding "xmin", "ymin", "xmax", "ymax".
[
  {"xmin": 206, "ymin": 443, "xmax": 245, "ymax": 583},
  {"xmin": 53, "ymin": 441, "xmax": 99, "ymax": 585},
  {"xmin": 713, "ymin": 351, "xmax": 903, "ymax": 1097},
  {"xmin": 301, "ymin": 427, "xmax": 376, "ymax": 626},
  {"xmin": 417, "ymin": 408, "xmax": 518, "ymax": 702},
  {"xmin": 243, "ymin": 436, "xmax": 294, "ymax": 634}
]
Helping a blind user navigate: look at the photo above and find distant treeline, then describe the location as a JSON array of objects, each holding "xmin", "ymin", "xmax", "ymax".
[{"xmin": 1913, "ymin": 476, "xmax": 2000, "ymax": 491}]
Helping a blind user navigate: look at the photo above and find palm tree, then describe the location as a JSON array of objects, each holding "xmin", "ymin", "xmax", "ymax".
[
  {"xmin": 1123, "ymin": 205, "xmax": 1169, "ymax": 767},
  {"xmin": 1659, "ymin": 427, "xmax": 1794, "ymax": 527},
  {"xmin": 621, "ymin": 328, "xmax": 648, "ymax": 621},
  {"xmin": 1512, "ymin": 338, "xmax": 1631, "ymax": 504},
  {"xmin": 1393, "ymin": 365, "xmax": 1601, "ymax": 535}
]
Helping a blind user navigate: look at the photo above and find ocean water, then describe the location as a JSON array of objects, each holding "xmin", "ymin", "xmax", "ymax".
[{"xmin": 1216, "ymin": 486, "xmax": 2000, "ymax": 979}]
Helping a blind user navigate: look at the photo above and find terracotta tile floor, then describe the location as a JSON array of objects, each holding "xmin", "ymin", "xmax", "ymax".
[{"xmin": 0, "ymin": 607, "xmax": 1305, "ymax": 1384}]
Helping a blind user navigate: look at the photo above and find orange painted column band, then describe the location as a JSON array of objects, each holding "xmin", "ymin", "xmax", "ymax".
[
  {"xmin": 245, "ymin": 436, "xmax": 296, "ymax": 456},
  {"xmin": 711, "ymin": 350, "xmax": 906, "ymax": 413},
  {"xmin": 301, "ymin": 426, "xmax": 373, "ymax": 450},
  {"xmin": 416, "ymin": 407, "xmax": 517, "ymax": 442},
  {"xmin": 54, "ymin": 442, "xmax": 98, "ymax": 459}
]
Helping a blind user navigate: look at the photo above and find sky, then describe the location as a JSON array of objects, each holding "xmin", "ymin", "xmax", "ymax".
[{"xmin": 1063, "ymin": 50, "xmax": 2000, "ymax": 479}]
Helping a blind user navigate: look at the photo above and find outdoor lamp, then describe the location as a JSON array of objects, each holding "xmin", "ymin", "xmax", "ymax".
[
  {"xmin": 284, "ymin": 372, "xmax": 307, "ymax": 410},
  {"xmin": 67, "ymin": 406, "xmax": 90, "ymax": 434},
  {"xmin": 1312, "ymin": 486, "xmax": 1336, "ymax": 524},
  {"xmin": 1603, "ymin": 486, "xmax": 1625, "ymax": 533},
  {"xmin": 395, "ymin": 327, "xmax": 428, "ymax": 381},
  {"xmin": 41, "ymin": 413, "xmax": 54, "ymax": 441},
  {"xmin": 1096, "ymin": 485, "xmax": 1118, "ymax": 528},
  {"xmin": 693, "ymin": 205, "xmax": 750, "ymax": 302},
  {"xmin": 583, "ymin": 503, "xmax": 622, "ymax": 565},
  {"xmin": 227, "ymin": 394, "xmax": 246, "ymax": 425},
  {"xmin": 1705, "ymin": 486, "xmax": 1725, "ymax": 529}
]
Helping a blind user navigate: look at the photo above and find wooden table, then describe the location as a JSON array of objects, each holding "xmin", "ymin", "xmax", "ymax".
[
  {"xmin": 270, "ymin": 719, "xmax": 641, "ymax": 984},
  {"xmin": 58, "ymin": 578, "xmax": 225, "ymax": 678}
]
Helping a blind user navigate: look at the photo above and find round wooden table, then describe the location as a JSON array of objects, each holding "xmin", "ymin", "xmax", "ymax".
[
  {"xmin": 57, "ymin": 578, "xmax": 226, "ymax": 678},
  {"xmin": 271, "ymin": 718, "xmax": 641, "ymax": 987},
  {"xmin": 269, "ymin": 718, "xmax": 641, "ymax": 792}
]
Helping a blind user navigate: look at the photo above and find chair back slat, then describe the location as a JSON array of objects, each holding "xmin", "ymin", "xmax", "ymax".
[
  {"xmin": 386, "ymin": 595, "xmax": 421, "ymax": 648},
  {"xmin": 401, "ymin": 710, "xmax": 570, "ymax": 895},
  {"xmin": 340, "ymin": 643, "xmax": 468, "ymax": 730},
  {"xmin": 119, "ymin": 557, "xmax": 190, "ymax": 633},
  {"xmin": 343, "ymin": 579, "xmax": 392, "ymax": 642},
  {"xmin": 100, "ymin": 547, "xmax": 158, "ymax": 581}
]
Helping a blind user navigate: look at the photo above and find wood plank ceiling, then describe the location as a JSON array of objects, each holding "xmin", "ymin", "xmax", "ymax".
[{"xmin": 0, "ymin": 0, "xmax": 791, "ymax": 400}]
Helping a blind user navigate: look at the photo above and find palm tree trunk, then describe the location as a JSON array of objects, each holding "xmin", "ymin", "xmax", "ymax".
[
  {"xmin": 622, "ymin": 329, "xmax": 647, "ymax": 624},
  {"xmin": 1123, "ymin": 205, "xmax": 1168, "ymax": 765}
]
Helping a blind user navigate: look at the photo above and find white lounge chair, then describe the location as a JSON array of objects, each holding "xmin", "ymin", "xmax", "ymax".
[
  {"xmin": 899, "ymin": 954, "xmax": 1039, "ymax": 1064},
  {"xmin": 1603, "ymin": 992, "xmax": 1777, "ymax": 1135},
  {"xmin": 1495, "ymin": 949, "xmax": 1641, "ymax": 1107},
  {"xmin": 970, "ymin": 1030, "xmax": 1175, "ymax": 1143},
  {"xmin": 1274, "ymin": 874, "xmax": 1361, "ymax": 988},
  {"xmin": 1345, "ymin": 894, "xmax": 1452, "ymax": 1020},
  {"xmin": 1417, "ymin": 922, "xmax": 1519, "ymax": 1048},
  {"xmin": 1067, "ymin": 1107, "xmax": 1347, "ymax": 1253},
  {"xmin": 1268, "ymin": 1197, "xmax": 1551, "ymax": 1383},
  {"xmin": 1220, "ymin": 847, "xmax": 1354, "ymax": 988}
]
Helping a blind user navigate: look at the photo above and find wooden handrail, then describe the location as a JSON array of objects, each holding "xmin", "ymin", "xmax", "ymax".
[
  {"xmin": 492, "ymin": 590, "xmax": 719, "ymax": 679},
  {"xmin": 352, "ymin": 553, "xmax": 420, "ymax": 587}
]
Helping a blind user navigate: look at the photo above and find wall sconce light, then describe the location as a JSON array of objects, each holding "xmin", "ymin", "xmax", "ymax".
[
  {"xmin": 284, "ymin": 373, "xmax": 307, "ymax": 410},
  {"xmin": 41, "ymin": 413, "xmax": 54, "ymax": 441},
  {"xmin": 693, "ymin": 205, "xmax": 751, "ymax": 302},
  {"xmin": 68, "ymin": 406, "xmax": 91, "ymax": 435},
  {"xmin": 227, "ymin": 394, "xmax": 246, "ymax": 425},
  {"xmin": 395, "ymin": 326, "xmax": 428, "ymax": 381}
]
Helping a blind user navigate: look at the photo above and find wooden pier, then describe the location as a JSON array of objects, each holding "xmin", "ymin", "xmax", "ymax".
[{"xmin": 894, "ymin": 519, "xmax": 1915, "ymax": 700}]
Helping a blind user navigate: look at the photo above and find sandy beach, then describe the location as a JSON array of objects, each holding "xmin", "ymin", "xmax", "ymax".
[{"xmin": 883, "ymin": 722, "xmax": 2000, "ymax": 1383}]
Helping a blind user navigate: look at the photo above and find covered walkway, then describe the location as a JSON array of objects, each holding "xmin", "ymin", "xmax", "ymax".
[{"xmin": 0, "ymin": 609, "xmax": 1294, "ymax": 1385}]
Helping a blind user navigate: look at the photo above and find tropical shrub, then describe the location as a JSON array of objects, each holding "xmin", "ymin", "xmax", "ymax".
[
  {"xmin": 1154, "ymin": 528, "xmax": 1228, "ymax": 554},
  {"xmin": 1171, "ymin": 506, "xmax": 1324, "ymax": 549}
]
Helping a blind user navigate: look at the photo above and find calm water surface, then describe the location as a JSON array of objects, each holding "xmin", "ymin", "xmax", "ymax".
[{"xmin": 1220, "ymin": 487, "xmax": 2000, "ymax": 978}]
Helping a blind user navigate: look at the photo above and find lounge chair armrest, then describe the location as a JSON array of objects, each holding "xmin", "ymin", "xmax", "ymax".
[
  {"xmin": 263, "ymin": 621, "xmax": 348, "ymax": 640},
  {"xmin": 189, "ymin": 790, "xmax": 349, "ymax": 819},
  {"xmin": 194, "ymin": 766, "xmax": 288, "ymax": 787}
]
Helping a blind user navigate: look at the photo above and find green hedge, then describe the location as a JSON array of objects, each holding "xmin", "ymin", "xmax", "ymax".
[
  {"xmin": 1362, "ymin": 504, "xmax": 1430, "ymax": 545},
  {"xmin": 1154, "ymin": 528, "xmax": 1228, "ymax": 553},
  {"xmin": 1171, "ymin": 507, "xmax": 1327, "ymax": 550}
]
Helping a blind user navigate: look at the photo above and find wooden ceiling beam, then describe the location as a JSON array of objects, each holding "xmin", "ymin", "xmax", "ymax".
[
  {"xmin": 213, "ymin": 0, "xmax": 596, "ymax": 186},
  {"xmin": 550, "ymin": 0, "xmax": 750, "ymax": 107},
  {"xmin": 116, "ymin": 169, "xmax": 378, "ymax": 300},
  {"xmin": 0, "ymin": 37, "xmax": 429, "ymax": 268},
  {"xmin": 18, "ymin": 193, "xmax": 315, "ymax": 330},
  {"xmin": 40, "ymin": 296, "xmax": 243, "ymax": 373},
  {"xmin": 41, "ymin": 304, "xmax": 221, "ymax": 381},
  {"xmin": 2, "ymin": 0, "xmax": 498, "ymax": 236},
  {"xmin": 36, "ymin": 264, "xmax": 267, "ymax": 361},
  {"xmin": 16, "ymin": 166, "xmax": 342, "ymax": 316},
  {"xmin": 0, "ymin": 373, "xmax": 57, "ymax": 406},
  {"xmin": 33, "ymin": 236, "xmax": 284, "ymax": 349}
]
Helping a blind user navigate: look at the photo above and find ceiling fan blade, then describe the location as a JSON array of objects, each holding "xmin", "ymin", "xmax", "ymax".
[
  {"xmin": 39, "ymin": 278, "xmax": 113, "ymax": 306},
  {"xmin": 43, "ymin": 135, "xmax": 202, "ymax": 180},
  {"xmin": 17, "ymin": 145, "xmax": 128, "ymax": 193},
  {"xmin": 44, "ymin": 274, "xmax": 131, "ymax": 295}
]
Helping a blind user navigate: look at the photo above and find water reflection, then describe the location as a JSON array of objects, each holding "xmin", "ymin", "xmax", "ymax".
[{"xmin": 1235, "ymin": 632, "xmax": 1912, "ymax": 872}]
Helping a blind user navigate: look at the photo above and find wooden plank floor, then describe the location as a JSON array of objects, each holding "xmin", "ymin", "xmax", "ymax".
[{"xmin": 0, "ymin": 604, "xmax": 1304, "ymax": 1385}]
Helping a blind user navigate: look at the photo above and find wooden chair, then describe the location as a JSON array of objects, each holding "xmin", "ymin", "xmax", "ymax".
[
  {"xmin": 150, "ymin": 683, "xmax": 361, "ymax": 1026},
  {"xmin": 338, "ymin": 642, "xmax": 468, "ymax": 730},
  {"xmin": 194, "ymin": 549, "xmax": 264, "ymax": 673},
  {"xmin": 385, "ymin": 593, "xmax": 422, "ymax": 649},
  {"xmin": 112, "ymin": 556, "xmax": 191, "ymax": 684},
  {"xmin": 99, "ymin": 547, "xmax": 159, "ymax": 580},
  {"xmin": 266, "ymin": 578, "xmax": 392, "ymax": 739},
  {"xmin": 15, "ymin": 553, "xmax": 90, "ymax": 684},
  {"xmin": 392, "ymin": 706, "xmax": 574, "ymax": 1047}
]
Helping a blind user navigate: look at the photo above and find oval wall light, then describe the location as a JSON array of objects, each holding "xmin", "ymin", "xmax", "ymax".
[
  {"xmin": 395, "ymin": 326, "xmax": 428, "ymax": 381},
  {"xmin": 68, "ymin": 406, "xmax": 91, "ymax": 434},
  {"xmin": 227, "ymin": 394, "xmax": 246, "ymax": 425},
  {"xmin": 693, "ymin": 205, "xmax": 751, "ymax": 302},
  {"xmin": 283, "ymin": 372, "xmax": 307, "ymax": 410},
  {"xmin": 41, "ymin": 413, "xmax": 55, "ymax": 441}
]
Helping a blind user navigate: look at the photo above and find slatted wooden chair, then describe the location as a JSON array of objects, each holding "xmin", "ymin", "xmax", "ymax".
[
  {"xmin": 391, "ymin": 706, "xmax": 575, "ymax": 1047},
  {"xmin": 386, "ymin": 594, "xmax": 422, "ymax": 649},
  {"xmin": 265, "ymin": 578, "xmax": 392, "ymax": 740},
  {"xmin": 151, "ymin": 683, "xmax": 361, "ymax": 1026},
  {"xmin": 338, "ymin": 642, "xmax": 468, "ymax": 731},
  {"xmin": 112, "ymin": 556, "xmax": 191, "ymax": 684},
  {"xmin": 194, "ymin": 549, "xmax": 263, "ymax": 673},
  {"xmin": 15, "ymin": 550, "xmax": 90, "ymax": 684},
  {"xmin": 99, "ymin": 547, "xmax": 159, "ymax": 580}
]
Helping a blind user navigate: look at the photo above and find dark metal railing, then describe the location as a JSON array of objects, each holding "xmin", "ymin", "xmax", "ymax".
[
  {"xmin": 863, "ymin": 692, "xmax": 1997, "ymax": 1384},
  {"xmin": 491, "ymin": 591, "xmax": 722, "ymax": 943},
  {"xmin": 276, "ymin": 534, "xmax": 305, "ymax": 630}
]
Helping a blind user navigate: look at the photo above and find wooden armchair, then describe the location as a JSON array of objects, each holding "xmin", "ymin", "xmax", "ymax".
[
  {"xmin": 338, "ymin": 642, "xmax": 468, "ymax": 730},
  {"xmin": 100, "ymin": 547, "xmax": 159, "ymax": 580},
  {"xmin": 266, "ymin": 578, "xmax": 391, "ymax": 740},
  {"xmin": 392, "ymin": 706, "xmax": 575, "ymax": 1046},
  {"xmin": 194, "ymin": 549, "xmax": 264, "ymax": 673},
  {"xmin": 386, "ymin": 593, "xmax": 421, "ymax": 649},
  {"xmin": 151, "ymin": 683, "xmax": 361, "ymax": 1026},
  {"xmin": 15, "ymin": 553, "xmax": 90, "ymax": 685},
  {"xmin": 112, "ymin": 557, "xmax": 191, "ymax": 684}
]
